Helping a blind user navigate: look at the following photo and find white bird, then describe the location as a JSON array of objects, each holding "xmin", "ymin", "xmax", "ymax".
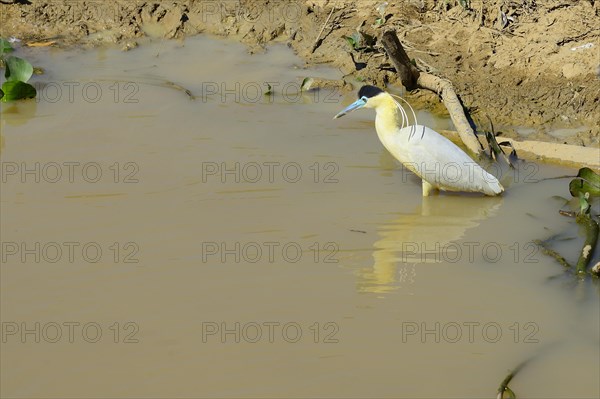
[{"xmin": 334, "ymin": 86, "xmax": 504, "ymax": 196}]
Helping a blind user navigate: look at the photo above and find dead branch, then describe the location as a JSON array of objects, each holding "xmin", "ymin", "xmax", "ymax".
[
  {"xmin": 380, "ymin": 30, "xmax": 420, "ymax": 90},
  {"xmin": 381, "ymin": 30, "xmax": 485, "ymax": 157}
]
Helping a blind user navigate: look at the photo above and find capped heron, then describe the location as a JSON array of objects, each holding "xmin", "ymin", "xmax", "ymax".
[{"xmin": 334, "ymin": 86, "xmax": 504, "ymax": 196}]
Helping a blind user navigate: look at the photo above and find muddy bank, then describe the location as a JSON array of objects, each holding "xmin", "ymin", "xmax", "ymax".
[{"xmin": 1, "ymin": 0, "xmax": 599, "ymax": 148}]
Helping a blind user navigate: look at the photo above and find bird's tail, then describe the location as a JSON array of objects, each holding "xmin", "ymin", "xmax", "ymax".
[{"xmin": 482, "ymin": 172, "xmax": 504, "ymax": 196}]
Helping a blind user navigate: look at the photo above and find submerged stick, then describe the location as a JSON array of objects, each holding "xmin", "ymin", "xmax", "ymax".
[
  {"xmin": 95, "ymin": 78, "xmax": 195, "ymax": 100},
  {"xmin": 591, "ymin": 262, "xmax": 600, "ymax": 276},
  {"xmin": 497, "ymin": 359, "xmax": 529, "ymax": 399},
  {"xmin": 381, "ymin": 30, "xmax": 485, "ymax": 157},
  {"xmin": 536, "ymin": 212, "xmax": 599, "ymax": 276},
  {"xmin": 164, "ymin": 81, "xmax": 195, "ymax": 100},
  {"xmin": 534, "ymin": 239, "xmax": 572, "ymax": 269},
  {"xmin": 575, "ymin": 214, "xmax": 599, "ymax": 275}
]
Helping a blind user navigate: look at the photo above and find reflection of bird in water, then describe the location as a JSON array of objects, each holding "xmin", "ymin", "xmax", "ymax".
[
  {"xmin": 357, "ymin": 195, "xmax": 503, "ymax": 294},
  {"xmin": 334, "ymin": 85, "xmax": 504, "ymax": 196}
]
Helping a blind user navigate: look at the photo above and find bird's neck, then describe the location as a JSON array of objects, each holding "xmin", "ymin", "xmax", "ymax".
[{"xmin": 374, "ymin": 95, "xmax": 403, "ymax": 145}]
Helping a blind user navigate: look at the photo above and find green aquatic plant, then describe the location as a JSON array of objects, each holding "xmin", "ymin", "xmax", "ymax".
[
  {"xmin": 0, "ymin": 37, "xmax": 37, "ymax": 102},
  {"xmin": 1, "ymin": 80, "xmax": 36, "ymax": 101},
  {"xmin": 0, "ymin": 38, "xmax": 13, "ymax": 57},
  {"xmin": 535, "ymin": 167, "xmax": 600, "ymax": 277},
  {"xmin": 569, "ymin": 167, "xmax": 600, "ymax": 199},
  {"xmin": 571, "ymin": 168, "xmax": 600, "ymax": 275},
  {"xmin": 574, "ymin": 205, "xmax": 599, "ymax": 275},
  {"xmin": 300, "ymin": 77, "xmax": 314, "ymax": 92},
  {"xmin": 497, "ymin": 359, "xmax": 528, "ymax": 399}
]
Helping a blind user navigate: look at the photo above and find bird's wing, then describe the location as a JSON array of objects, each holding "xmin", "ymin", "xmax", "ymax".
[{"xmin": 390, "ymin": 125, "xmax": 503, "ymax": 194}]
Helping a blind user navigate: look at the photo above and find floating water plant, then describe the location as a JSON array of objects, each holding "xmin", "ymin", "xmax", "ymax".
[
  {"xmin": 535, "ymin": 167, "xmax": 600, "ymax": 277},
  {"xmin": 0, "ymin": 37, "xmax": 37, "ymax": 102}
]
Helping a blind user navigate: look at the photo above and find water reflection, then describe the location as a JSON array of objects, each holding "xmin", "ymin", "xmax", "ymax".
[
  {"xmin": 2, "ymin": 34, "xmax": 596, "ymax": 398},
  {"xmin": 1, "ymin": 100, "xmax": 38, "ymax": 127},
  {"xmin": 358, "ymin": 195, "xmax": 503, "ymax": 293}
]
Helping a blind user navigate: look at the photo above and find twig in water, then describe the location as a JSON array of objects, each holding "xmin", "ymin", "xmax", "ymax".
[
  {"xmin": 164, "ymin": 81, "xmax": 195, "ymax": 100},
  {"xmin": 497, "ymin": 359, "xmax": 529, "ymax": 399},
  {"xmin": 534, "ymin": 239, "xmax": 572, "ymax": 269},
  {"xmin": 558, "ymin": 210, "xmax": 577, "ymax": 218},
  {"xmin": 526, "ymin": 175, "xmax": 576, "ymax": 184},
  {"xmin": 574, "ymin": 213, "xmax": 599, "ymax": 275}
]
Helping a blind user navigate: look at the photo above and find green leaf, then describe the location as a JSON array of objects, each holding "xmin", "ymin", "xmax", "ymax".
[
  {"xmin": 578, "ymin": 192, "xmax": 590, "ymax": 215},
  {"xmin": 578, "ymin": 167, "xmax": 600, "ymax": 186},
  {"xmin": 300, "ymin": 77, "xmax": 314, "ymax": 92},
  {"xmin": 1, "ymin": 80, "xmax": 37, "ymax": 102},
  {"xmin": 4, "ymin": 56, "xmax": 34, "ymax": 82},
  {"xmin": 343, "ymin": 32, "xmax": 363, "ymax": 50},
  {"xmin": 0, "ymin": 38, "xmax": 14, "ymax": 57},
  {"xmin": 569, "ymin": 167, "xmax": 600, "ymax": 198},
  {"xmin": 343, "ymin": 35, "xmax": 357, "ymax": 49},
  {"xmin": 0, "ymin": 87, "xmax": 3, "ymax": 100}
]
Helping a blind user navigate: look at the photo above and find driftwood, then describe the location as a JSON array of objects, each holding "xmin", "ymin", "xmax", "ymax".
[
  {"xmin": 381, "ymin": 30, "xmax": 485, "ymax": 157},
  {"xmin": 380, "ymin": 30, "xmax": 420, "ymax": 90}
]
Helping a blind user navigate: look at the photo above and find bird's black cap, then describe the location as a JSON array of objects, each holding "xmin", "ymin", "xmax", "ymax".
[{"xmin": 358, "ymin": 85, "xmax": 384, "ymax": 99}]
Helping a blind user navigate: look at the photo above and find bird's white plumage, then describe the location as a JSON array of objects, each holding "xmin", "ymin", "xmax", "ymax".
[
  {"xmin": 335, "ymin": 88, "xmax": 504, "ymax": 196},
  {"xmin": 377, "ymin": 124, "xmax": 503, "ymax": 195},
  {"xmin": 375, "ymin": 93, "xmax": 503, "ymax": 196}
]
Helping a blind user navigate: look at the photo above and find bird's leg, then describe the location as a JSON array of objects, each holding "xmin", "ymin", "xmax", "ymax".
[{"xmin": 421, "ymin": 180, "xmax": 437, "ymax": 197}]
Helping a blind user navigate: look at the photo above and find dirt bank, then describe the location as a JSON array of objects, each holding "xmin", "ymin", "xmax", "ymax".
[{"xmin": 1, "ymin": 0, "xmax": 599, "ymax": 148}]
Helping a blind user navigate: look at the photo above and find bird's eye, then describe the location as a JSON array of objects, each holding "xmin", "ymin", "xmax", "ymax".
[{"xmin": 361, "ymin": 96, "xmax": 368, "ymax": 102}]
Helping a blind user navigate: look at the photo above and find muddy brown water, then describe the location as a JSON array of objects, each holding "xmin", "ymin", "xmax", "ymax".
[{"xmin": 1, "ymin": 35, "xmax": 598, "ymax": 398}]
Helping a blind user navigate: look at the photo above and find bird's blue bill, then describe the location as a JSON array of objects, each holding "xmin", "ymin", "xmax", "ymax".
[{"xmin": 333, "ymin": 97, "xmax": 366, "ymax": 119}]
